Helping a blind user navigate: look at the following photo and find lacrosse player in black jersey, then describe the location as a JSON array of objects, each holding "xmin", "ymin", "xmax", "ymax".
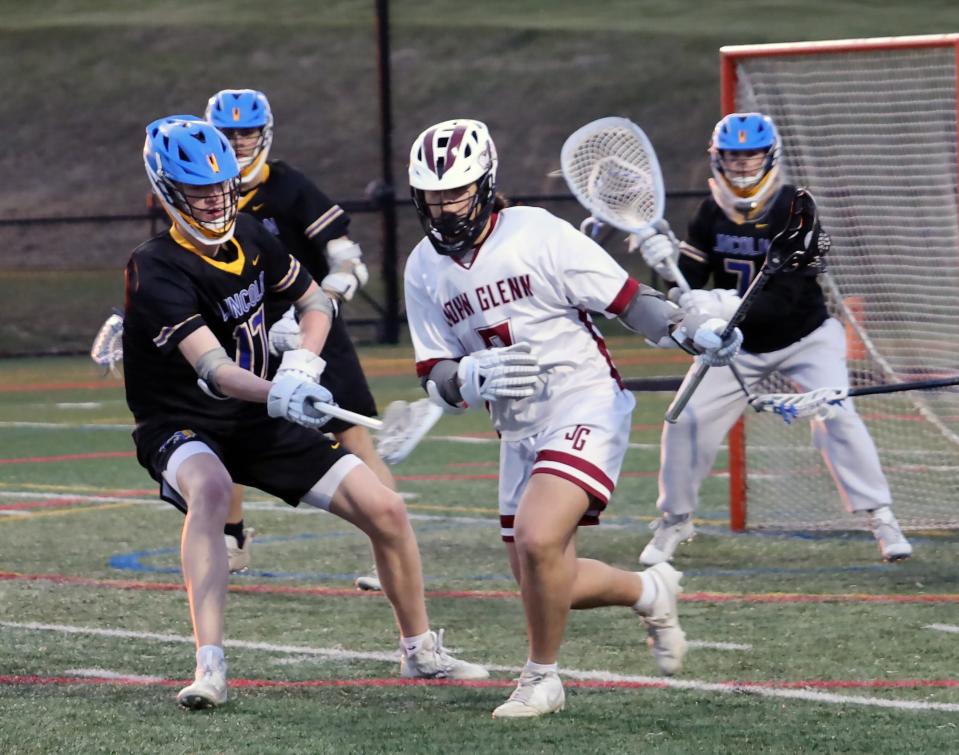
[
  {"xmin": 206, "ymin": 89, "xmax": 391, "ymax": 589},
  {"xmin": 128, "ymin": 116, "xmax": 486, "ymax": 710},
  {"xmin": 634, "ymin": 112, "xmax": 912, "ymax": 564}
]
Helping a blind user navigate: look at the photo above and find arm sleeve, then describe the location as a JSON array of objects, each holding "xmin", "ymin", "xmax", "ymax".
[
  {"xmin": 124, "ymin": 255, "xmax": 205, "ymax": 355},
  {"xmin": 618, "ymin": 284, "xmax": 682, "ymax": 342},
  {"xmin": 404, "ymin": 253, "xmax": 465, "ymax": 378}
]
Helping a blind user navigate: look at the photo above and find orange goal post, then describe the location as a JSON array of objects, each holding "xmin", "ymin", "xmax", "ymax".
[{"xmin": 720, "ymin": 34, "xmax": 959, "ymax": 532}]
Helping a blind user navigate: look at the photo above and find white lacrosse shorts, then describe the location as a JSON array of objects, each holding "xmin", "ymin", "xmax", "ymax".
[{"xmin": 498, "ymin": 410, "xmax": 632, "ymax": 542}]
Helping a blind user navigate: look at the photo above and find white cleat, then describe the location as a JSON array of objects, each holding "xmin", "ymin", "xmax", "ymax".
[
  {"xmin": 354, "ymin": 565, "xmax": 382, "ymax": 591},
  {"xmin": 399, "ymin": 629, "xmax": 489, "ymax": 680},
  {"xmin": 177, "ymin": 663, "xmax": 228, "ymax": 709},
  {"xmin": 225, "ymin": 528, "xmax": 255, "ymax": 574},
  {"xmin": 639, "ymin": 515, "xmax": 695, "ymax": 566},
  {"xmin": 870, "ymin": 507, "xmax": 913, "ymax": 562},
  {"xmin": 492, "ymin": 670, "xmax": 565, "ymax": 719},
  {"xmin": 634, "ymin": 562, "xmax": 687, "ymax": 675}
]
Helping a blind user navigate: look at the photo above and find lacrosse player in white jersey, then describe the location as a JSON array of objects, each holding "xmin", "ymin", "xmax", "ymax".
[
  {"xmin": 634, "ymin": 112, "xmax": 912, "ymax": 565},
  {"xmin": 403, "ymin": 119, "xmax": 743, "ymax": 719}
]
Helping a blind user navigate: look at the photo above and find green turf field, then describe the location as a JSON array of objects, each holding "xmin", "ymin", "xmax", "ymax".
[{"xmin": 1, "ymin": 347, "xmax": 958, "ymax": 754}]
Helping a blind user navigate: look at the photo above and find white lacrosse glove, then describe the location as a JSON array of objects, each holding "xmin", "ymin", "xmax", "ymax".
[
  {"xmin": 267, "ymin": 376, "xmax": 335, "ymax": 430},
  {"xmin": 90, "ymin": 311, "xmax": 125, "ymax": 375},
  {"xmin": 678, "ymin": 288, "xmax": 742, "ymax": 321},
  {"xmin": 274, "ymin": 349, "xmax": 326, "ymax": 383},
  {"xmin": 268, "ymin": 306, "xmax": 303, "ymax": 356},
  {"xmin": 321, "ymin": 238, "xmax": 369, "ymax": 302},
  {"xmin": 673, "ymin": 312, "xmax": 743, "ymax": 367},
  {"xmin": 457, "ymin": 342, "xmax": 543, "ymax": 407},
  {"xmin": 627, "ymin": 219, "xmax": 679, "ymax": 282}
]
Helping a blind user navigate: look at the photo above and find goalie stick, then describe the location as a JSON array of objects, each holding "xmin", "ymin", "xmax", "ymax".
[
  {"xmin": 310, "ymin": 398, "xmax": 444, "ymax": 465},
  {"xmin": 749, "ymin": 375, "xmax": 959, "ymax": 423},
  {"xmin": 560, "ymin": 116, "xmax": 752, "ymax": 398}
]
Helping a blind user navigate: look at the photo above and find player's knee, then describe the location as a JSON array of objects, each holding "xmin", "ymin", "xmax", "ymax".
[
  {"xmin": 363, "ymin": 488, "xmax": 409, "ymax": 538},
  {"xmin": 513, "ymin": 525, "xmax": 562, "ymax": 563},
  {"xmin": 184, "ymin": 476, "xmax": 234, "ymax": 521}
]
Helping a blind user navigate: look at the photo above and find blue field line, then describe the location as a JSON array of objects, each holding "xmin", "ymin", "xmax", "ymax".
[{"xmin": 107, "ymin": 527, "xmax": 509, "ymax": 583}]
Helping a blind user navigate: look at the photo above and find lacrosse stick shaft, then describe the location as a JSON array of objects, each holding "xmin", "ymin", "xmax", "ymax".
[
  {"xmin": 313, "ymin": 402, "xmax": 383, "ymax": 431},
  {"xmin": 848, "ymin": 376, "xmax": 959, "ymax": 398}
]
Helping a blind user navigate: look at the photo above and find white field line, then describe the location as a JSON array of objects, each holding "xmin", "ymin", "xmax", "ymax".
[
  {"xmin": 55, "ymin": 402, "xmax": 103, "ymax": 410},
  {"xmin": 4, "ymin": 621, "xmax": 957, "ymax": 712},
  {"xmin": 65, "ymin": 668, "xmax": 165, "ymax": 683},
  {"xmin": 924, "ymin": 624, "xmax": 959, "ymax": 634}
]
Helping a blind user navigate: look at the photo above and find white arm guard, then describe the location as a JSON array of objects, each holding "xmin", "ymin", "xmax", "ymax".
[
  {"xmin": 267, "ymin": 376, "xmax": 335, "ymax": 429},
  {"xmin": 274, "ymin": 348, "xmax": 326, "ymax": 383},
  {"xmin": 678, "ymin": 288, "xmax": 742, "ymax": 321},
  {"xmin": 268, "ymin": 306, "xmax": 303, "ymax": 356},
  {"xmin": 322, "ymin": 238, "xmax": 369, "ymax": 302},
  {"xmin": 457, "ymin": 343, "xmax": 542, "ymax": 408}
]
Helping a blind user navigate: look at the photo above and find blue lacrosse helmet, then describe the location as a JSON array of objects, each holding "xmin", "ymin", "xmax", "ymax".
[
  {"xmin": 709, "ymin": 112, "xmax": 783, "ymax": 221},
  {"xmin": 205, "ymin": 89, "xmax": 274, "ymax": 187},
  {"xmin": 143, "ymin": 116, "xmax": 241, "ymax": 245}
]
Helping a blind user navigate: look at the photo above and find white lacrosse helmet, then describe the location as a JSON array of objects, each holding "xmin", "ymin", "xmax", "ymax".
[{"xmin": 408, "ymin": 119, "xmax": 498, "ymax": 256}]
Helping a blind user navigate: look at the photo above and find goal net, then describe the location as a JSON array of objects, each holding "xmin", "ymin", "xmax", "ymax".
[{"xmin": 722, "ymin": 35, "xmax": 959, "ymax": 531}]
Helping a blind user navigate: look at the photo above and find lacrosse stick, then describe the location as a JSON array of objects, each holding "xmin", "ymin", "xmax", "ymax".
[
  {"xmin": 310, "ymin": 398, "xmax": 443, "ymax": 465},
  {"xmin": 90, "ymin": 309, "xmax": 125, "ymax": 376},
  {"xmin": 749, "ymin": 376, "xmax": 959, "ymax": 424},
  {"xmin": 664, "ymin": 190, "xmax": 819, "ymax": 423},
  {"xmin": 560, "ymin": 116, "xmax": 751, "ymax": 398}
]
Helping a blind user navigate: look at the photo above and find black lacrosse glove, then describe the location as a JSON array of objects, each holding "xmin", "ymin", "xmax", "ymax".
[{"xmin": 768, "ymin": 188, "xmax": 830, "ymax": 274}]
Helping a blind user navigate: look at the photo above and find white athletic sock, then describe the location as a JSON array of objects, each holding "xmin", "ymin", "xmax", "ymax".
[
  {"xmin": 664, "ymin": 513, "xmax": 691, "ymax": 525},
  {"xmin": 524, "ymin": 659, "xmax": 558, "ymax": 675},
  {"xmin": 196, "ymin": 644, "xmax": 225, "ymax": 671},
  {"xmin": 633, "ymin": 570, "xmax": 658, "ymax": 613},
  {"xmin": 401, "ymin": 630, "xmax": 432, "ymax": 656}
]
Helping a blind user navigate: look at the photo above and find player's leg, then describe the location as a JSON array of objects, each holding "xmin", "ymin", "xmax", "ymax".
[
  {"xmin": 317, "ymin": 461, "xmax": 487, "ymax": 681},
  {"xmin": 642, "ymin": 357, "xmax": 766, "ymax": 564},
  {"xmin": 161, "ymin": 442, "xmax": 233, "ymax": 709},
  {"xmin": 780, "ymin": 318, "xmax": 911, "ymax": 560},
  {"xmin": 336, "ymin": 426, "xmax": 391, "ymax": 591},
  {"xmin": 223, "ymin": 484, "xmax": 255, "ymax": 574},
  {"xmin": 319, "ymin": 318, "xmax": 393, "ymax": 590}
]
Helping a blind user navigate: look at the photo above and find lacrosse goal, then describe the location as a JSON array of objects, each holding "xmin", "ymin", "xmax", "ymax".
[{"xmin": 722, "ymin": 34, "xmax": 959, "ymax": 531}]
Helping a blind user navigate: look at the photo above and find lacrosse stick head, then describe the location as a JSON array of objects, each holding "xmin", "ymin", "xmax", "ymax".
[
  {"xmin": 375, "ymin": 399, "xmax": 444, "ymax": 465},
  {"xmin": 748, "ymin": 387, "xmax": 847, "ymax": 424},
  {"xmin": 90, "ymin": 311, "xmax": 125, "ymax": 377},
  {"xmin": 560, "ymin": 117, "xmax": 665, "ymax": 234}
]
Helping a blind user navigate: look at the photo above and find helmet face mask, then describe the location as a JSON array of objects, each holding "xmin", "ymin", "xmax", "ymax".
[
  {"xmin": 408, "ymin": 119, "xmax": 498, "ymax": 257},
  {"xmin": 205, "ymin": 89, "xmax": 274, "ymax": 188},
  {"xmin": 144, "ymin": 116, "xmax": 241, "ymax": 246},
  {"xmin": 709, "ymin": 113, "xmax": 783, "ymax": 221}
]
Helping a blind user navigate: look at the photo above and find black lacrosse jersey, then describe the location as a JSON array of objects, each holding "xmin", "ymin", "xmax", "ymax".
[
  {"xmin": 123, "ymin": 212, "xmax": 314, "ymax": 430},
  {"xmin": 239, "ymin": 160, "xmax": 350, "ymax": 285},
  {"xmin": 677, "ymin": 184, "xmax": 829, "ymax": 354}
]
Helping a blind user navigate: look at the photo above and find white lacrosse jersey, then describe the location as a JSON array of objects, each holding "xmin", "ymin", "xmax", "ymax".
[{"xmin": 405, "ymin": 206, "xmax": 638, "ymax": 441}]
